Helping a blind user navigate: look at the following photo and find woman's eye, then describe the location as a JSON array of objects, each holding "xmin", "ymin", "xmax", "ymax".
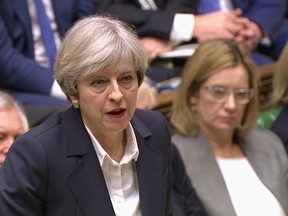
[
  {"xmin": 212, "ymin": 87, "xmax": 226, "ymax": 96},
  {"xmin": 235, "ymin": 89, "xmax": 250, "ymax": 99},
  {"xmin": 120, "ymin": 74, "xmax": 133, "ymax": 83},
  {"xmin": 91, "ymin": 79, "xmax": 106, "ymax": 87}
]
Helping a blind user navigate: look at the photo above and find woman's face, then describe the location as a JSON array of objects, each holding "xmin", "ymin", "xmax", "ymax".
[
  {"xmin": 72, "ymin": 64, "xmax": 139, "ymax": 137},
  {"xmin": 190, "ymin": 64, "xmax": 250, "ymax": 136}
]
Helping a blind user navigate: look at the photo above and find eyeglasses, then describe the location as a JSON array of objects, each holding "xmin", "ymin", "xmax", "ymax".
[{"xmin": 202, "ymin": 85, "xmax": 254, "ymax": 104}]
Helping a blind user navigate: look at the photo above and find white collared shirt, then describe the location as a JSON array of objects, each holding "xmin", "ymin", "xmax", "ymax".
[{"xmin": 85, "ymin": 123, "xmax": 141, "ymax": 216}]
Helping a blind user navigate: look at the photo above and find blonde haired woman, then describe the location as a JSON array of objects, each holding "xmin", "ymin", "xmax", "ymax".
[{"xmin": 171, "ymin": 39, "xmax": 288, "ymax": 215}]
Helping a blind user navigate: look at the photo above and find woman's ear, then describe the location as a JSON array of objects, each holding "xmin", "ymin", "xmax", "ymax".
[
  {"xmin": 189, "ymin": 94, "xmax": 198, "ymax": 106},
  {"xmin": 69, "ymin": 95, "xmax": 80, "ymax": 109}
]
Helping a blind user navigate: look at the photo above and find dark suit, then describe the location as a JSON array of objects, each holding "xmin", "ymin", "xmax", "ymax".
[
  {"xmin": 94, "ymin": 0, "xmax": 197, "ymax": 82},
  {"xmin": 96, "ymin": 0, "xmax": 196, "ymax": 40},
  {"xmin": 0, "ymin": 0, "xmax": 95, "ymax": 105},
  {"xmin": 99, "ymin": 0, "xmax": 287, "ymax": 66},
  {"xmin": 232, "ymin": 0, "xmax": 285, "ymax": 40},
  {"xmin": 231, "ymin": 0, "xmax": 288, "ymax": 61},
  {"xmin": 0, "ymin": 107, "xmax": 172, "ymax": 215}
]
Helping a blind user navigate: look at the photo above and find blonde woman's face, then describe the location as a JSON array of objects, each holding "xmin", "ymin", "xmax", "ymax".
[{"xmin": 190, "ymin": 65, "xmax": 249, "ymax": 137}]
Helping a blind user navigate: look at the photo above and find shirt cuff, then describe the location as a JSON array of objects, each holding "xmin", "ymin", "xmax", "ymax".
[
  {"xmin": 170, "ymin": 13, "xmax": 195, "ymax": 44},
  {"xmin": 260, "ymin": 30, "xmax": 272, "ymax": 47}
]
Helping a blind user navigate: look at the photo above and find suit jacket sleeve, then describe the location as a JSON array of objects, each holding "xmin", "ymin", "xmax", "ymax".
[
  {"xmin": 98, "ymin": 0, "xmax": 196, "ymax": 40},
  {"xmin": 0, "ymin": 0, "xmax": 95, "ymax": 94},
  {"xmin": 235, "ymin": 0, "xmax": 286, "ymax": 40},
  {"xmin": 0, "ymin": 14, "xmax": 54, "ymax": 94}
]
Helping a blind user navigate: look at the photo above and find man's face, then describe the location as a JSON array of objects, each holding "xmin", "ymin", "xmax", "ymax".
[{"xmin": 0, "ymin": 108, "xmax": 24, "ymax": 166}]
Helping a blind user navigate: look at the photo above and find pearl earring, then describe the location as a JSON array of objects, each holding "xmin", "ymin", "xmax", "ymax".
[{"xmin": 72, "ymin": 100, "xmax": 79, "ymax": 109}]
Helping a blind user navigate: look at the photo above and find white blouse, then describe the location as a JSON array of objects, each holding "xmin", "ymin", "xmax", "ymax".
[{"xmin": 216, "ymin": 157, "xmax": 285, "ymax": 216}]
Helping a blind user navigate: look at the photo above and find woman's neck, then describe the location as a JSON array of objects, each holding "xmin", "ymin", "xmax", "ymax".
[
  {"xmin": 94, "ymin": 130, "xmax": 127, "ymax": 163},
  {"xmin": 203, "ymin": 129, "xmax": 245, "ymax": 158}
]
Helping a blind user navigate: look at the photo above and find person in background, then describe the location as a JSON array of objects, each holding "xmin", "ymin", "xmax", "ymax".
[
  {"xmin": 257, "ymin": 42, "xmax": 288, "ymax": 152},
  {"xmin": 96, "ymin": 0, "xmax": 287, "ymax": 74},
  {"xmin": 0, "ymin": 15, "xmax": 173, "ymax": 215},
  {"xmin": 197, "ymin": 0, "xmax": 288, "ymax": 65},
  {"xmin": 96, "ymin": 0, "xmax": 245, "ymax": 82},
  {"xmin": 0, "ymin": 0, "xmax": 95, "ymax": 106},
  {"xmin": 0, "ymin": 91, "xmax": 29, "ymax": 167},
  {"xmin": 170, "ymin": 39, "xmax": 288, "ymax": 215}
]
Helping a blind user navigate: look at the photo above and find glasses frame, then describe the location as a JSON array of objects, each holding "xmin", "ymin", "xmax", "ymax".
[{"xmin": 202, "ymin": 85, "xmax": 254, "ymax": 104}]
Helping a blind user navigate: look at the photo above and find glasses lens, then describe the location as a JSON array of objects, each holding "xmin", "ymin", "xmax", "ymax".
[
  {"xmin": 208, "ymin": 86, "xmax": 226, "ymax": 99},
  {"xmin": 204, "ymin": 85, "xmax": 253, "ymax": 104},
  {"xmin": 234, "ymin": 89, "xmax": 253, "ymax": 104}
]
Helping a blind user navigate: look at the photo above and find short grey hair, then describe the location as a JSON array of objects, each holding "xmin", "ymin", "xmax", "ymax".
[
  {"xmin": 0, "ymin": 91, "xmax": 29, "ymax": 133},
  {"xmin": 55, "ymin": 15, "xmax": 149, "ymax": 99}
]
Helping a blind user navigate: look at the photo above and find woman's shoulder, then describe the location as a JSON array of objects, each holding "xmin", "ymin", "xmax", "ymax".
[
  {"xmin": 171, "ymin": 132, "xmax": 206, "ymax": 155},
  {"xmin": 246, "ymin": 128, "xmax": 283, "ymax": 143},
  {"xmin": 133, "ymin": 109, "xmax": 169, "ymax": 129},
  {"xmin": 172, "ymin": 133, "xmax": 194, "ymax": 145},
  {"xmin": 244, "ymin": 129, "xmax": 287, "ymax": 159}
]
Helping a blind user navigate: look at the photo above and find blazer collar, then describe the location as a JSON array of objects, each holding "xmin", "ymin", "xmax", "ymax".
[
  {"xmin": 190, "ymin": 132, "xmax": 237, "ymax": 215},
  {"xmin": 63, "ymin": 107, "xmax": 163, "ymax": 215}
]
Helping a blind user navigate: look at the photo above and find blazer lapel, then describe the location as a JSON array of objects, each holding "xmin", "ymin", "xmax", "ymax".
[
  {"xmin": 132, "ymin": 116, "xmax": 163, "ymax": 216},
  {"xmin": 174, "ymin": 132, "xmax": 237, "ymax": 215},
  {"xmin": 66, "ymin": 145, "xmax": 115, "ymax": 215},
  {"xmin": 63, "ymin": 107, "xmax": 115, "ymax": 215},
  {"xmin": 64, "ymin": 108, "xmax": 166, "ymax": 215},
  {"xmin": 193, "ymin": 132, "xmax": 236, "ymax": 214}
]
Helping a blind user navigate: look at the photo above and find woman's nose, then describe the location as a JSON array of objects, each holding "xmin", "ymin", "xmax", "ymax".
[
  {"xmin": 224, "ymin": 93, "xmax": 236, "ymax": 110},
  {"xmin": 108, "ymin": 82, "xmax": 123, "ymax": 102}
]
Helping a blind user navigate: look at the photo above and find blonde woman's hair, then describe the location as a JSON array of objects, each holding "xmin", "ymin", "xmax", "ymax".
[
  {"xmin": 170, "ymin": 39, "xmax": 259, "ymax": 138},
  {"xmin": 271, "ymin": 43, "xmax": 288, "ymax": 107}
]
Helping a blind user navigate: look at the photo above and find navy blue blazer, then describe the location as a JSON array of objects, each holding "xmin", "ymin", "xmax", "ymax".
[
  {"xmin": 0, "ymin": 0, "xmax": 95, "ymax": 98},
  {"xmin": 232, "ymin": 0, "xmax": 286, "ymax": 43},
  {"xmin": 0, "ymin": 107, "xmax": 173, "ymax": 215}
]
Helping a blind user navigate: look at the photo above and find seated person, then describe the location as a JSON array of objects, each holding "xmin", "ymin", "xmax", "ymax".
[
  {"xmin": 0, "ymin": 91, "xmax": 29, "ymax": 167},
  {"xmin": 0, "ymin": 0, "xmax": 95, "ymax": 106},
  {"xmin": 198, "ymin": 0, "xmax": 288, "ymax": 65},
  {"xmin": 257, "ymin": 42, "xmax": 288, "ymax": 152},
  {"xmin": 96, "ymin": 0, "xmax": 287, "ymax": 82},
  {"xmin": 95, "ymin": 0, "xmax": 245, "ymax": 81},
  {"xmin": 170, "ymin": 39, "xmax": 288, "ymax": 215}
]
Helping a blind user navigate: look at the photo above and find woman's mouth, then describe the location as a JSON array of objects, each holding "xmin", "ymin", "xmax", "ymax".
[{"xmin": 107, "ymin": 108, "xmax": 126, "ymax": 118}]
